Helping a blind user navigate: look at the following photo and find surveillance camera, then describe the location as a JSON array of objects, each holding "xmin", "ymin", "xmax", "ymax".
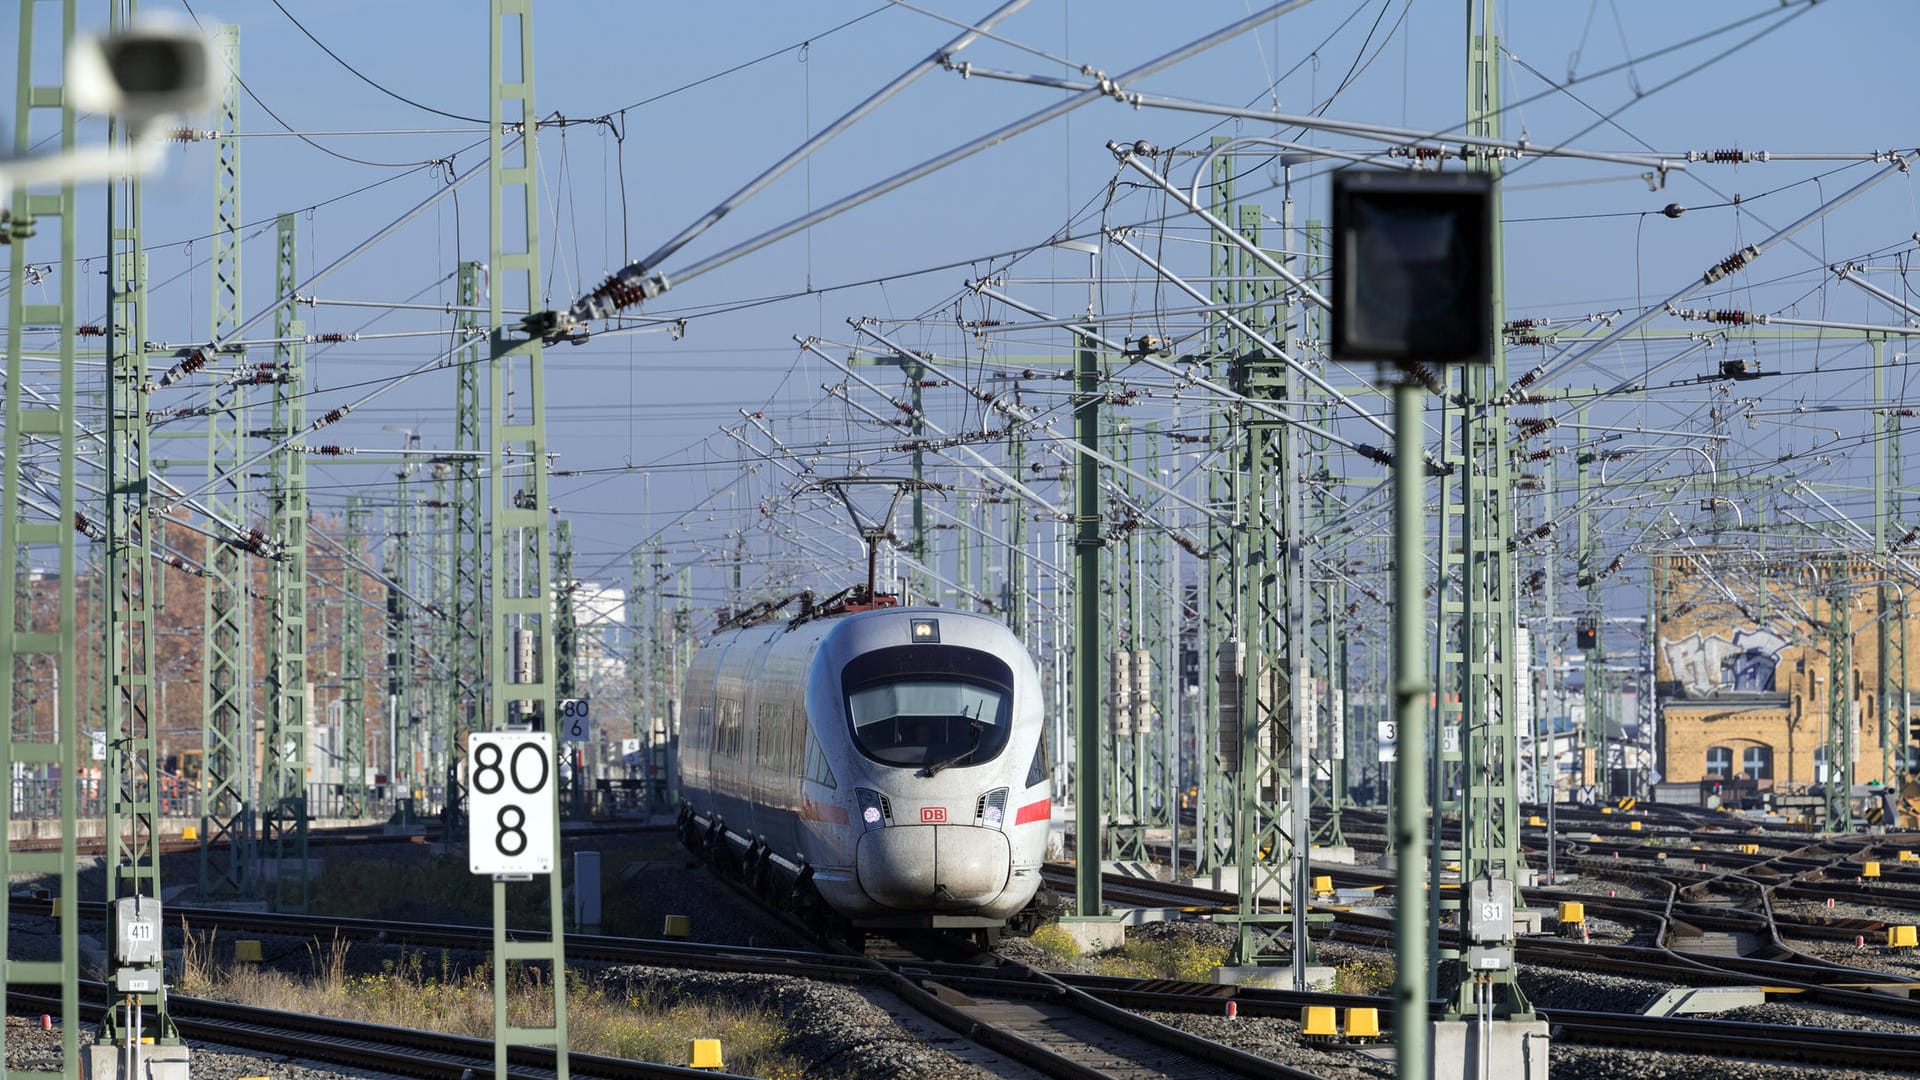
[{"xmin": 67, "ymin": 23, "xmax": 215, "ymax": 132}]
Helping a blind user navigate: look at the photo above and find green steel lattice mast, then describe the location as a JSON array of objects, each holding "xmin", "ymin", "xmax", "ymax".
[
  {"xmin": 486, "ymin": 2, "xmax": 570, "ymax": 1073},
  {"xmin": 261, "ymin": 213, "xmax": 311, "ymax": 913},
  {"xmin": 197, "ymin": 21, "xmax": 255, "ymax": 902},
  {"xmin": 0, "ymin": 0, "xmax": 83, "ymax": 1069}
]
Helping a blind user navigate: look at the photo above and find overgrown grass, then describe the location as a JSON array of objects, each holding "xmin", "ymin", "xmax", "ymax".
[
  {"xmin": 1089, "ymin": 935, "xmax": 1228, "ymax": 981},
  {"xmin": 1028, "ymin": 923, "xmax": 1082, "ymax": 961},
  {"xmin": 1026, "ymin": 922, "xmax": 1230, "ymax": 981},
  {"xmin": 180, "ymin": 935, "xmax": 805, "ymax": 1075},
  {"xmin": 1332, "ymin": 955, "xmax": 1395, "ymax": 996}
]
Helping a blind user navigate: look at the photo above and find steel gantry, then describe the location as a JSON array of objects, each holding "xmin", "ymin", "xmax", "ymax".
[
  {"xmin": 1574, "ymin": 403, "xmax": 1611, "ymax": 801},
  {"xmin": 849, "ymin": 344, "xmax": 933, "ymax": 603},
  {"xmin": 450, "ymin": 259, "xmax": 487, "ymax": 831},
  {"xmin": 197, "ymin": 22, "xmax": 256, "ymax": 903},
  {"xmin": 628, "ymin": 547, "xmax": 651, "ymax": 792},
  {"xmin": 486, "ymin": 2, "xmax": 570, "ymax": 1073},
  {"xmin": 1, "ymin": 0, "xmax": 83, "ymax": 1069},
  {"xmin": 261, "ymin": 213, "xmax": 311, "ymax": 913},
  {"xmin": 1104, "ymin": 418, "xmax": 1150, "ymax": 866},
  {"xmin": 1433, "ymin": 0, "xmax": 1533, "ymax": 1021},
  {"xmin": 103, "ymin": 0, "xmax": 179, "ymax": 1045},
  {"xmin": 553, "ymin": 519, "xmax": 582, "ymax": 816},
  {"xmin": 342, "ymin": 498, "xmax": 370, "ymax": 817},
  {"xmin": 431, "ymin": 460, "xmax": 456, "ymax": 813},
  {"xmin": 1070, "ymin": 324, "xmax": 1107, "ymax": 919},
  {"xmin": 1300, "ymin": 211, "xmax": 1348, "ymax": 852},
  {"xmin": 1222, "ymin": 200, "xmax": 1311, "ymax": 979},
  {"xmin": 1871, "ymin": 335, "xmax": 1913, "ymax": 790},
  {"xmin": 1196, "ymin": 142, "xmax": 1242, "ymax": 879},
  {"xmin": 387, "ymin": 432, "xmax": 420, "ymax": 806}
]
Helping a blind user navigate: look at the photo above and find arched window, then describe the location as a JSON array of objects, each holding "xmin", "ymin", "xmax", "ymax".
[
  {"xmin": 1705, "ymin": 746, "xmax": 1733, "ymax": 779},
  {"xmin": 1743, "ymin": 745, "xmax": 1773, "ymax": 781}
]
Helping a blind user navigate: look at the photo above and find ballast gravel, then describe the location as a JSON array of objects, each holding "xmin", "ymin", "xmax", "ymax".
[{"xmin": 1, "ymin": 1016, "xmax": 396, "ymax": 1080}]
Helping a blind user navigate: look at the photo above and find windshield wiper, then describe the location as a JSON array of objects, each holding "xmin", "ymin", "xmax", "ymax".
[{"xmin": 918, "ymin": 718, "xmax": 984, "ymax": 779}]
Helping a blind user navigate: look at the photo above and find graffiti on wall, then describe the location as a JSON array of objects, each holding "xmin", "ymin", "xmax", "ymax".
[{"xmin": 1660, "ymin": 626, "xmax": 1789, "ymax": 698}]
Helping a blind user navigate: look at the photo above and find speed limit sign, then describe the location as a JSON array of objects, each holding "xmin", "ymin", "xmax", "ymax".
[{"xmin": 467, "ymin": 731, "xmax": 555, "ymax": 876}]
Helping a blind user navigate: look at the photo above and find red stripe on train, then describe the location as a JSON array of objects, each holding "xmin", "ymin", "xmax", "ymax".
[
  {"xmin": 1013, "ymin": 798, "xmax": 1051, "ymax": 825},
  {"xmin": 801, "ymin": 798, "xmax": 849, "ymax": 825}
]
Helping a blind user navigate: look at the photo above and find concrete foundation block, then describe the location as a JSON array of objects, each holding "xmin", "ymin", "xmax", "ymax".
[
  {"xmin": 256, "ymin": 857, "xmax": 324, "ymax": 884},
  {"xmin": 1106, "ymin": 907, "xmax": 1182, "ymax": 926},
  {"xmin": 87, "ymin": 1041, "xmax": 190, "ymax": 1080},
  {"xmin": 1310, "ymin": 845, "xmax": 1358, "ymax": 865},
  {"xmin": 1212, "ymin": 964, "xmax": 1337, "ymax": 991},
  {"xmin": 1430, "ymin": 1019, "xmax": 1549, "ymax": 1080},
  {"xmin": 1054, "ymin": 916, "xmax": 1125, "ymax": 953},
  {"xmin": 1192, "ymin": 867, "xmax": 1283, "ymax": 899},
  {"xmin": 1643, "ymin": 986, "xmax": 1766, "ymax": 1016},
  {"xmin": 1513, "ymin": 909, "xmax": 1544, "ymax": 935}
]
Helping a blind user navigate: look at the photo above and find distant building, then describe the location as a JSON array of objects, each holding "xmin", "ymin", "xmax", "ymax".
[{"xmin": 1652, "ymin": 551, "xmax": 1920, "ymax": 793}]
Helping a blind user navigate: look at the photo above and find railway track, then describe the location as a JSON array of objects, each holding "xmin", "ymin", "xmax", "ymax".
[
  {"xmin": 125, "ymin": 881, "xmax": 1920, "ymax": 1074},
  {"xmin": 36, "ymin": 807, "xmax": 1920, "ymax": 1074},
  {"xmin": 8, "ymin": 982, "xmax": 746, "ymax": 1080},
  {"xmin": 685, "ymin": 842, "xmax": 1324, "ymax": 1079}
]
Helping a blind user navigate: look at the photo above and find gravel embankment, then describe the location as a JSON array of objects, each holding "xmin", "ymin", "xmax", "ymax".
[
  {"xmin": 26, "ymin": 834, "xmax": 1920, "ymax": 1078},
  {"xmin": 2, "ymin": 1016, "xmax": 397, "ymax": 1080}
]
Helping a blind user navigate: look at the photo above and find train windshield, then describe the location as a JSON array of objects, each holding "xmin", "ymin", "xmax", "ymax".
[{"xmin": 842, "ymin": 645, "xmax": 1015, "ymax": 770}]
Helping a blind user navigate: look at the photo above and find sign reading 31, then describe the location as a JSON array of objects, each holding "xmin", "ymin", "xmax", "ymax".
[{"xmin": 467, "ymin": 731, "xmax": 555, "ymax": 876}]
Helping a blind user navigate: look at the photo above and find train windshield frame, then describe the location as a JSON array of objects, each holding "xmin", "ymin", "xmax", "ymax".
[{"xmin": 841, "ymin": 644, "xmax": 1015, "ymax": 770}]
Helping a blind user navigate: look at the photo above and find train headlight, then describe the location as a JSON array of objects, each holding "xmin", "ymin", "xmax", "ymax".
[
  {"xmin": 856, "ymin": 788, "xmax": 891, "ymax": 830},
  {"xmin": 976, "ymin": 787, "xmax": 1009, "ymax": 830}
]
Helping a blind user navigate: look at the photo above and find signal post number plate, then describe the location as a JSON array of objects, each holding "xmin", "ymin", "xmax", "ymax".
[{"xmin": 467, "ymin": 731, "xmax": 556, "ymax": 876}]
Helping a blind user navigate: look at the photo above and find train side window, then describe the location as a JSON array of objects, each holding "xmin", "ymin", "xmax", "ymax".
[
  {"xmin": 756, "ymin": 701, "xmax": 784, "ymax": 767},
  {"xmin": 802, "ymin": 729, "xmax": 837, "ymax": 789},
  {"xmin": 1026, "ymin": 728, "xmax": 1049, "ymax": 788}
]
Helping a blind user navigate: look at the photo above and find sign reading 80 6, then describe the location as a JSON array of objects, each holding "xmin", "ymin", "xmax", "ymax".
[{"xmin": 467, "ymin": 731, "xmax": 555, "ymax": 876}]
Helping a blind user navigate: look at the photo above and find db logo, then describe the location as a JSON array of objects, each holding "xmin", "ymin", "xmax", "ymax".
[{"xmin": 920, "ymin": 806, "xmax": 947, "ymax": 823}]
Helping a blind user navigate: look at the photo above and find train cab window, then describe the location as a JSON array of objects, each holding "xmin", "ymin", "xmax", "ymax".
[{"xmin": 843, "ymin": 645, "xmax": 1015, "ymax": 771}]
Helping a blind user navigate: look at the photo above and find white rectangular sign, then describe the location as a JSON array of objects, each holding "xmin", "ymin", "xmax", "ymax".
[
  {"xmin": 467, "ymin": 731, "xmax": 555, "ymax": 876},
  {"xmin": 1443, "ymin": 723, "xmax": 1462, "ymax": 757},
  {"xmin": 1331, "ymin": 688, "xmax": 1346, "ymax": 761},
  {"xmin": 1302, "ymin": 679, "xmax": 1319, "ymax": 750},
  {"xmin": 557, "ymin": 698, "xmax": 592, "ymax": 743},
  {"xmin": 1377, "ymin": 719, "xmax": 1396, "ymax": 763}
]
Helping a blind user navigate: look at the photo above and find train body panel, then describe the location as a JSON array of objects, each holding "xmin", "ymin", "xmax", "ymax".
[{"xmin": 678, "ymin": 605, "xmax": 1050, "ymax": 927}]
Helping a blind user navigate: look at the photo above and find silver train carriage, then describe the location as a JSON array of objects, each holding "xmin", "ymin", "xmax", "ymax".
[{"xmin": 677, "ymin": 605, "xmax": 1052, "ymax": 928}]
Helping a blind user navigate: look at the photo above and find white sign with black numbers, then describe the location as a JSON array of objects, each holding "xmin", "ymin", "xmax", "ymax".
[
  {"xmin": 1377, "ymin": 719, "xmax": 1397, "ymax": 763},
  {"xmin": 467, "ymin": 731, "xmax": 555, "ymax": 876},
  {"xmin": 558, "ymin": 698, "xmax": 592, "ymax": 743}
]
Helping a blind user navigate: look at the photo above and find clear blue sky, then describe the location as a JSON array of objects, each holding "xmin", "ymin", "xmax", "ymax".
[{"xmin": 8, "ymin": 0, "xmax": 1917, "ymax": 605}]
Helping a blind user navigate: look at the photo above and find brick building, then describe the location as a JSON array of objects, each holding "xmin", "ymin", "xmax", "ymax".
[{"xmin": 1652, "ymin": 551, "xmax": 1920, "ymax": 793}]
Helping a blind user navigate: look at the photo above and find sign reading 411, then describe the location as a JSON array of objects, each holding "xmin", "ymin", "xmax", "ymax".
[{"xmin": 467, "ymin": 731, "xmax": 555, "ymax": 877}]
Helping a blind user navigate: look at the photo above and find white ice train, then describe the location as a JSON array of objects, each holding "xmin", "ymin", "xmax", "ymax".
[{"xmin": 676, "ymin": 598, "xmax": 1052, "ymax": 933}]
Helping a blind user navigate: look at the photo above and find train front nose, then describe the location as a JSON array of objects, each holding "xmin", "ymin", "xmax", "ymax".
[{"xmin": 856, "ymin": 825, "xmax": 1011, "ymax": 910}]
